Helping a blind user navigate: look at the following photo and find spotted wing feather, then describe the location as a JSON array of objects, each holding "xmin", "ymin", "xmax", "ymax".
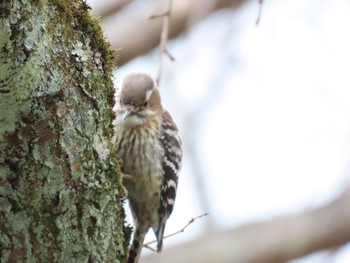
[{"xmin": 155, "ymin": 110, "xmax": 182, "ymax": 252}]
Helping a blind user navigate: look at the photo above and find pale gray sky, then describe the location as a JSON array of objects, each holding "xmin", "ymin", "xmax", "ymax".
[{"xmin": 92, "ymin": 0, "xmax": 350, "ymax": 261}]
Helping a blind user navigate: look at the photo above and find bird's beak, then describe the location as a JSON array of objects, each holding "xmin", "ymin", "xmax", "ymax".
[{"xmin": 122, "ymin": 110, "xmax": 132, "ymax": 120}]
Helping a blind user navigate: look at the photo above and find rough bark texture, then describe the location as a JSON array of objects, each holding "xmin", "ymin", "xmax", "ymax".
[{"xmin": 0, "ymin": 0, "xmax": 130, "ymax": 262}]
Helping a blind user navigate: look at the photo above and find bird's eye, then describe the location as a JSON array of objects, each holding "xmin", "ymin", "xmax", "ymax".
[{"xmin": 143, "ymin": 101, "xmax": 148, "ymax": 107}]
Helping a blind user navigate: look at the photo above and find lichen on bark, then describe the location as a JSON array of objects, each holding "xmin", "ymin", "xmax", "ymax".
[{"xmin": 0, "ymin": 0, "xmax": 130, "ymax": 262}]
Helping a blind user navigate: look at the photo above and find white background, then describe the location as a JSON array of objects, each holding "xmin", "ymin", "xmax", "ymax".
[{"xmin": 91, "ymin": 0, "xmax": 350, "ymax": 261}]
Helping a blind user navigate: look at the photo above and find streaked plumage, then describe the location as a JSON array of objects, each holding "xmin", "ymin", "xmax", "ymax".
[{"xmin": 113, "ymin": 73, "xmax": 182, "ymax": 263}]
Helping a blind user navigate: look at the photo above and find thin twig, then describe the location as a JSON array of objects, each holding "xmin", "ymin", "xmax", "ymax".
[
  {"xmin": 143, "ymin": 213, "xmax": 209, "ymax": 250},
  {"xmin": 143, "ymin": 243, "xmax": 157, "ymax": 252},
  {"xmin": 149, "ymin": 0, "xmax": 175, "ymax": 85},
  {"xmin": 95, "ymin": 0, "xmax": 133, "ymax": 18},
  {"xmin": 164, "ymin": 48, "xmax": 175, "ymax": 61},
  {"xmin": 149, "ymin": 10, "xmax": 170, "ymax": 19},
  {"xmin": 256, "ymin": 0, "xmax": 264, "ymax": 26}
]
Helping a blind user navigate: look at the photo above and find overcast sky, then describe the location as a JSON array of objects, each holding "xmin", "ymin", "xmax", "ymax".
[{"xmin": 103, "ymin": 0, "xmax": 350, "ymax": 261}]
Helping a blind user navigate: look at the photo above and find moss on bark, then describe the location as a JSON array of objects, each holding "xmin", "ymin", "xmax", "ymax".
[{"xmin": 0, "ymin": 0, "xmax": 130, "ymax": 262}]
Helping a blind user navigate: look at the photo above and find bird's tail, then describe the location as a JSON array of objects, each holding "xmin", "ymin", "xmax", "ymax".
[
  {"xmin": 128, "ymin": 227, "xmax": 146, "ymax": 263},
  {"xmin": 155, "ymin": 221, "xmax": 166, "ymax": 253}
]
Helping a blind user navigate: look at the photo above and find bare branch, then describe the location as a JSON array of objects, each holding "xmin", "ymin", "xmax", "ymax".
[
  {"xmin": 91, "ymin": 0, "xmax": 133, "ymax": 18},
  {"xmin": 103, "ymin": 0, "xmax": 248, "ymax": 66},
  {"xmin": 143, "ymin": 213, "xmax": 209, "ymax": 251},
  {"xmin": 149, "ymin": 11, "xmax": 171, "ymax": 19},
  {"xmin": 143, "ymin": 244, "xmax": 157, "ymax": 253},
  {"xmin": 164, "ymin": 48, "xmax": 175, "ymax": 62},
  {"xmin": 256, "ymin": 0, "xmax": 264, "ymax": 25},
  {"xmin": 150, "ymin": 0, "xmax": 175, "ymax": 85},
  {"xmin": 142, "ymin": 188, "xmax": 350, "ymax": 262},
  {"xmin": 163, "ymin": 213, "xmax": 209, "ymax": 240}
]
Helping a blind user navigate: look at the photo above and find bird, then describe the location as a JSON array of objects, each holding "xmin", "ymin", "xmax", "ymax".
[{"xmin": 113, "ymin": 72, "xmax": 182, "ymax": 263}]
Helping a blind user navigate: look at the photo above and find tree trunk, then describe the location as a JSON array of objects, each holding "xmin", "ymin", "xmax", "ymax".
[{"xmin": 0, "ymin": 1, "xmax": 129, "ymax": 262}]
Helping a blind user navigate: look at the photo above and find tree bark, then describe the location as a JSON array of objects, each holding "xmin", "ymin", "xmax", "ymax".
[{"xmin": 0, "ymin": 1, "xmax": 129, "ymax": 262}]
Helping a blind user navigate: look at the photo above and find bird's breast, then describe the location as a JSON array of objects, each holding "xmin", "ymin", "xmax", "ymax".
[{"xmin": 115, "ymin": 123, "xmax": 164, "ymax": 200}]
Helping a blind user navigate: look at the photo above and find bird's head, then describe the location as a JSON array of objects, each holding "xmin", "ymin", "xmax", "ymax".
[{"xmin": 117, "ymin": 73, "xmax": 163, "ymax": 126}]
